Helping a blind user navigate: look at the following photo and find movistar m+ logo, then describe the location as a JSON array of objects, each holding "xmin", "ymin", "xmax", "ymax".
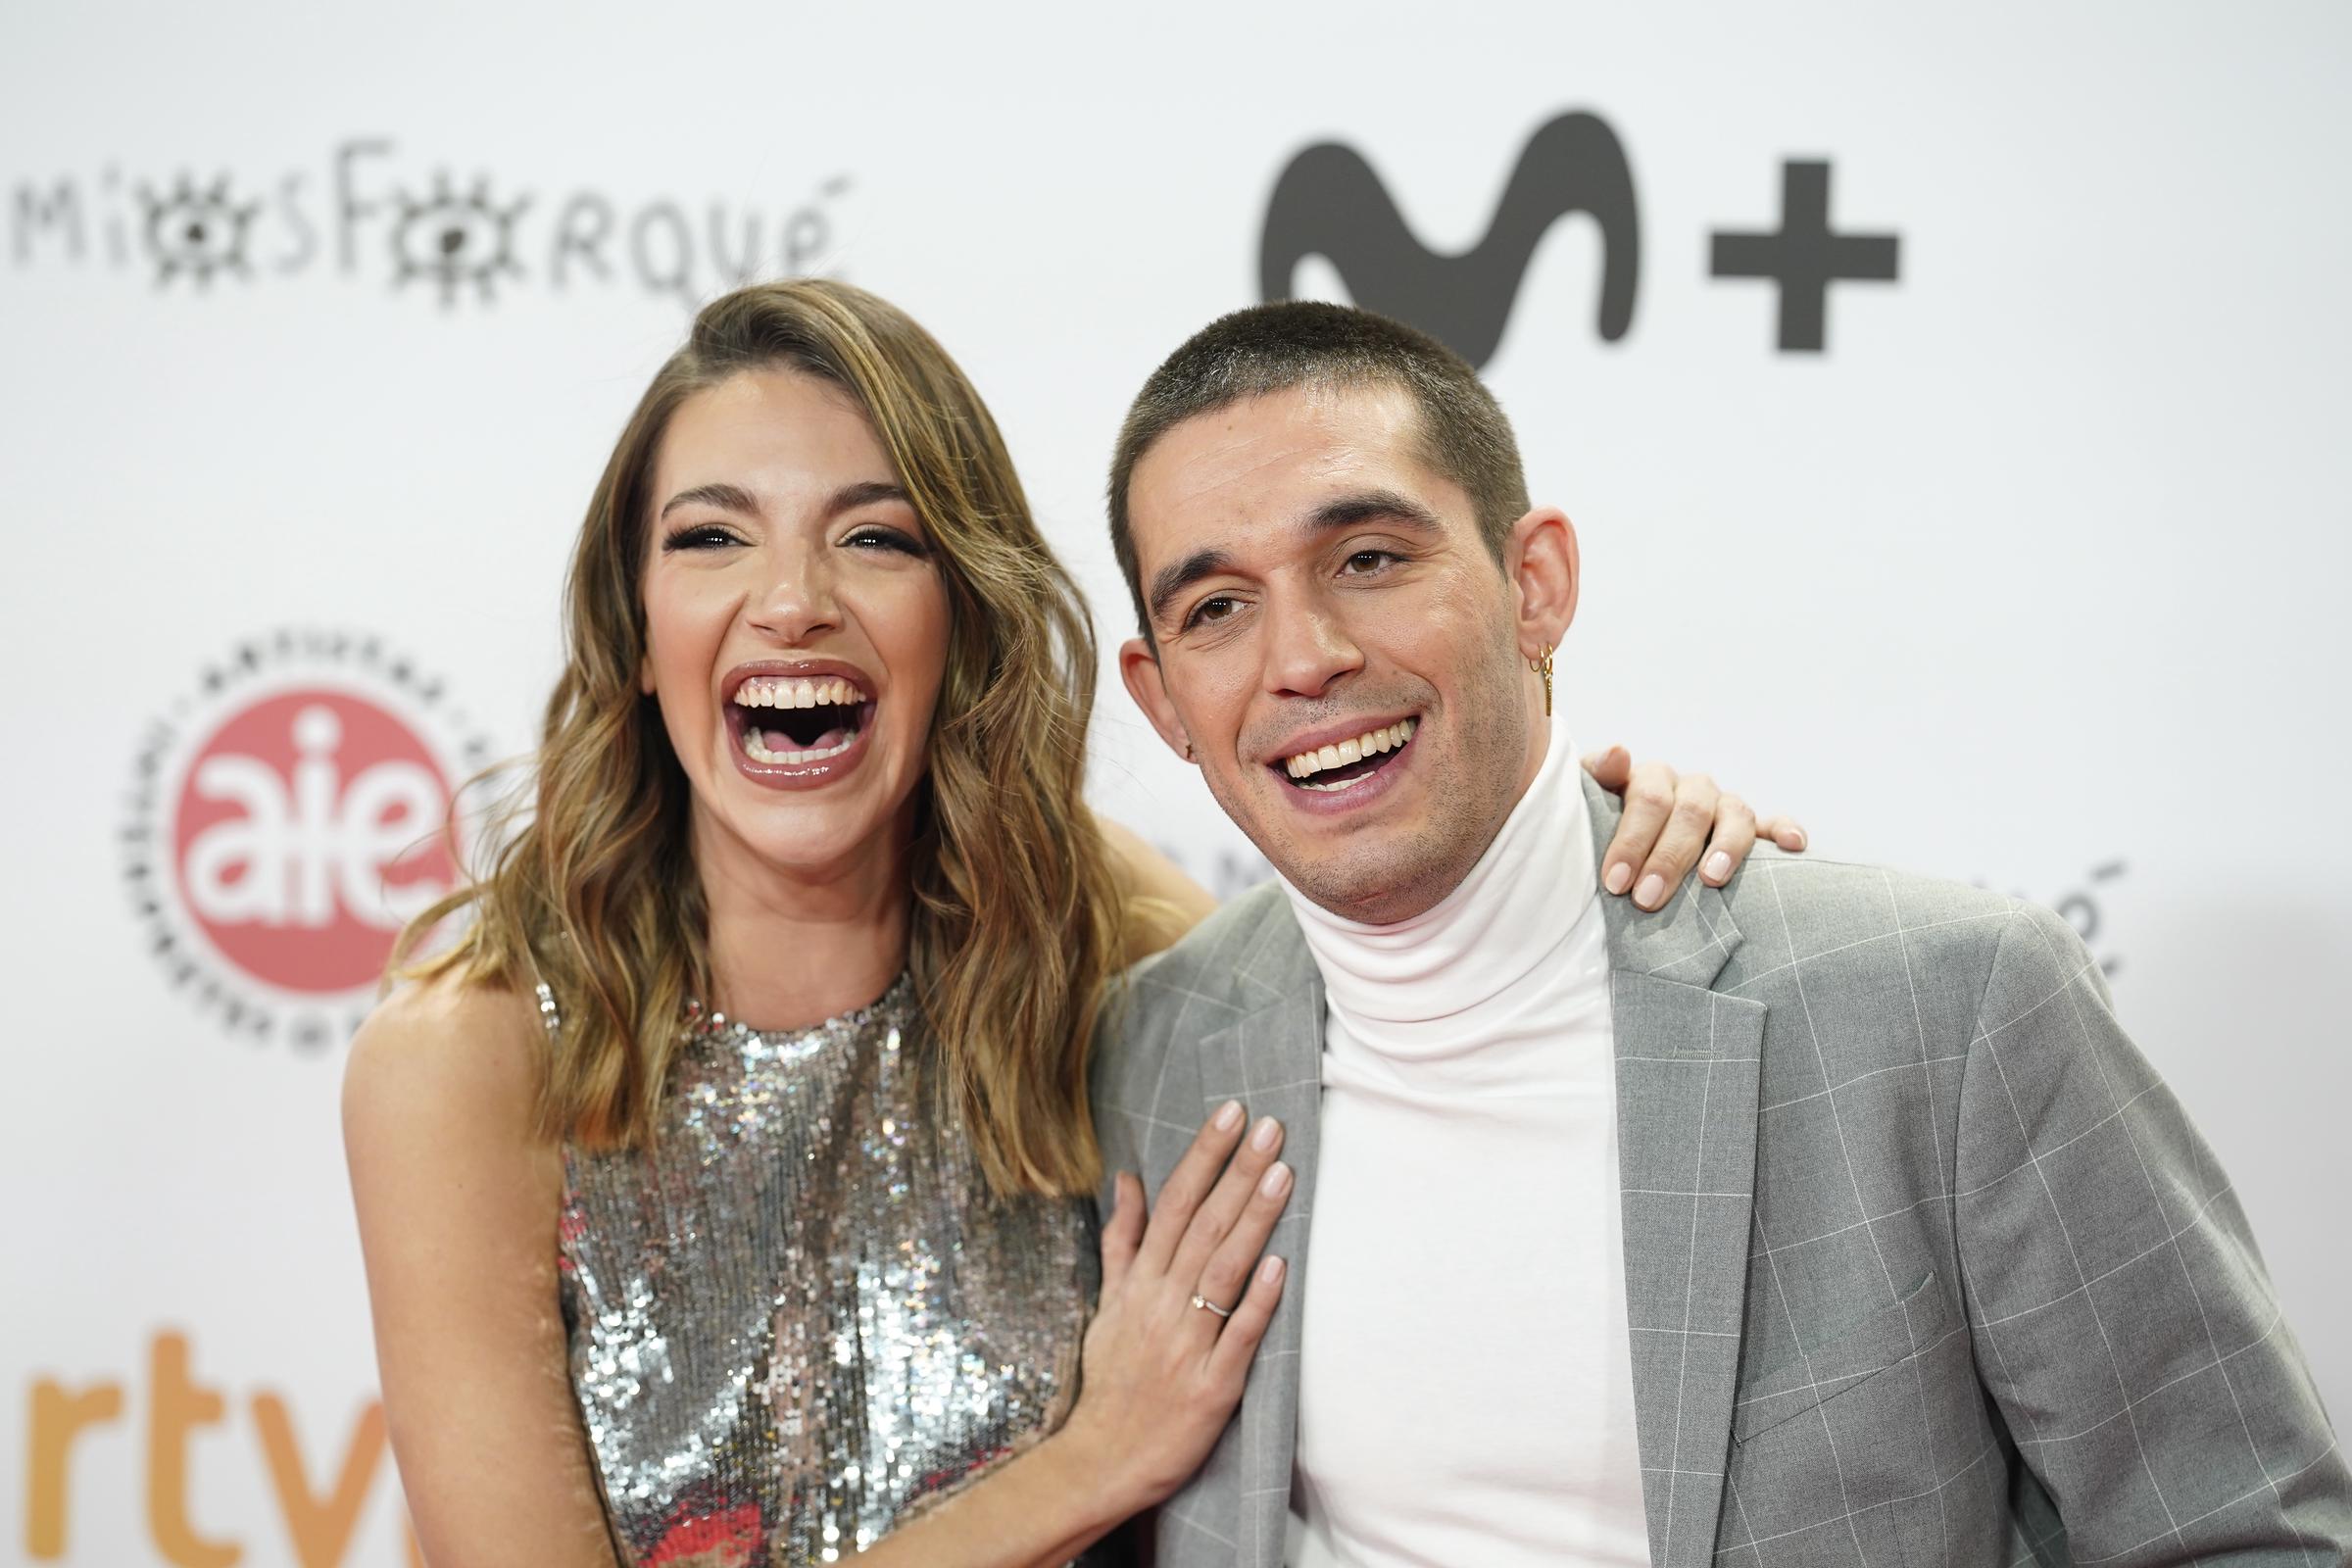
[{"xmin": 1260, "ymin": 111, "xmax": 1900, "ymax": 365}]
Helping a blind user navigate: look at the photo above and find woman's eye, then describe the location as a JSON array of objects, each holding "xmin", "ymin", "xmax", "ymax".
[
  {"xmin": 845, "ymin": 527, "xmax": 930, "ymax": 557},
  {"xmin": 662, "ymin": 524, "xmax": 741, "ymax": 552}
]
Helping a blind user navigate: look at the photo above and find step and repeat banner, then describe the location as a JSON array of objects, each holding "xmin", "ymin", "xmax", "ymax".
[{"xmin": 5, "ymin": 4, "xmax": 2347, "ymax": 1563}]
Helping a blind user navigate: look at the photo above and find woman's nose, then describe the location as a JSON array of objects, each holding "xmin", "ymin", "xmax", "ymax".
[{"xmin": 746, "ymin": 544, "xmax": 841, "ymax": 645}]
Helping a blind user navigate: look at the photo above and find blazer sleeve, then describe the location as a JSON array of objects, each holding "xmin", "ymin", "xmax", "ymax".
[{"xmin": 1951, "ymin": 901, "xmax": 2350, "ymax": 1563}]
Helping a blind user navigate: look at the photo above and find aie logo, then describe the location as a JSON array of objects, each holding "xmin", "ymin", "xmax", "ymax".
[
  {"xmin": 123, "ymin": 631, "xmax": 495, "ymax": 1049},
  {"xmin": 174, "ymin": 693, "xmax": 454, "ymax": 994},
  {"xmin": 1260, "ymin": 110, "xmax": 1639, "ymax": 370}
]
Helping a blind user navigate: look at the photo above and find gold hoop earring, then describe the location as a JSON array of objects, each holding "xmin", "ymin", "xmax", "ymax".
[{"xmin": 1529, "ymin": 644, "xmax": 1554, "ymax": 717}]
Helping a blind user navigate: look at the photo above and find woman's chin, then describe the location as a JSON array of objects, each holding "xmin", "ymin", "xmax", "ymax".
[{"xmin": 694, "ymin": 776, "xmax": 912, "ymax": 884}]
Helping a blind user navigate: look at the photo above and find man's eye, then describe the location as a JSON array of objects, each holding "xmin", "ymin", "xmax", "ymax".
[
  {"xmin": 1342, "ymin": 549, "xmax": 1397, "ymax": 574},
  {"xmin": 662, "ymin": 524, "xmax": 742, "ymax": 552},
  {"xmin": 1184, "ymin": 596, "xmax": 1239, "ymax": 631}
]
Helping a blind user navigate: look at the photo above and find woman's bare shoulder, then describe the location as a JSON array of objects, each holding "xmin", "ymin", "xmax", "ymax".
[{"xmin": 345, "ymin": 969, "xmax": 548, "ymax": 1141}]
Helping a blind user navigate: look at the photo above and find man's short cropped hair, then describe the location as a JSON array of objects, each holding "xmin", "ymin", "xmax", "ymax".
[{"xmin": 1106, "ymin": 300, "xmax": 1532, "ymax": 636}]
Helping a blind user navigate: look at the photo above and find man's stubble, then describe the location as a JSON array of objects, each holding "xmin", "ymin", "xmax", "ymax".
[{"xmin": 1220, "ymin": 612, "xmax": 1537, "ymax": 927}]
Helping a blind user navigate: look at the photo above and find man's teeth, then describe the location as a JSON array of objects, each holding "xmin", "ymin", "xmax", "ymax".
[
  {"xmin": 743, "ymin": 729, "xmax": 858, "ymax": 765},
  {"xmin": 1284, "ymin": 718, "xmax": 1416, "ymax": 780},
  {"xmin": 734, "ymin": 674, "xmax": 863, "ymax": 709}
]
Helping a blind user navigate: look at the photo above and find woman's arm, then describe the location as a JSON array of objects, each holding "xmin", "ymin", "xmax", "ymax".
[{"xmin": 342, "ymin": 977, "xmax": 617, "ymax": 1568}]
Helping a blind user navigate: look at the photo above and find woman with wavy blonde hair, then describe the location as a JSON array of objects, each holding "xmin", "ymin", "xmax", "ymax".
[{"xmin": 343, "ymin": 278, "xmax": 1768, "ymax": 1567}]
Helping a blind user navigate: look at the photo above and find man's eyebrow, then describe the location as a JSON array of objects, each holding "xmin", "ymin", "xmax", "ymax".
[
  {"xmin": 659, "ymin": 481, "xmax": 760, "ymax": 521},
  {"xmin": 1305, "ymin": 488, "xmax": 1446, "ymax": 535},
  {"xmin": 1147, "ymin": 548, "xmax": 1236, "ymax": 628}
]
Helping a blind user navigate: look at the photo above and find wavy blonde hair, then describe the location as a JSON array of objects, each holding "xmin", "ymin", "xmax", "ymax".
[{"xmin": 396, "ymin": 279, "xmax": 1125, "ymax": 1197}]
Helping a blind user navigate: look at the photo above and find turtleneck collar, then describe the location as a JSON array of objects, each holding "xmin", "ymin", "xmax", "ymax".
[{"xmin": 1279, "ymin": 719, "xmax": 1598, "ymax": 1037}]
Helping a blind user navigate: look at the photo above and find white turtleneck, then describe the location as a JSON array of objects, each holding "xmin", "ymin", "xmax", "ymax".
[{"xmin": 1283, "ymin": 722, "xmax": 1648, "ymax": 1568}]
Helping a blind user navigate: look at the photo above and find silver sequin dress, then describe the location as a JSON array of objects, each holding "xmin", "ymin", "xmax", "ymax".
[{"xmin": 548, "ymin": 974, "xmax": 1103, "ymax": 1566}]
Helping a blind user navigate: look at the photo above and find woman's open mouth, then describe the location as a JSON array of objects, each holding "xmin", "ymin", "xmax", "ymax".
[{"xmin": 726, "ymin": 671, "xmax": 876, "ymax": 787}]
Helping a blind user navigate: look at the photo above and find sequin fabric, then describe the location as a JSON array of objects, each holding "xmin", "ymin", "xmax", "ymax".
[{"xmin": 550, "ymin": 974, "xmax": 1102, "ymax": 1565}]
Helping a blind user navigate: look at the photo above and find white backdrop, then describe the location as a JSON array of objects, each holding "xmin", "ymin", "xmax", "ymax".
[{"xmin": 4, "ymin": 4, "xmax": 2346, "ymax": 1562}]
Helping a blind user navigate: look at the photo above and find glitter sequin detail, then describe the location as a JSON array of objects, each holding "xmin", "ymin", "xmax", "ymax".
[{"xmin": 551, "ymin": 975, "xmax": 1102, "ymax": 1565}]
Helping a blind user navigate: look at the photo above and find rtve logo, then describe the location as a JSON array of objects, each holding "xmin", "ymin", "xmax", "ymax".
[{"xmin": 1259, "ymin": 110, "xmax": 1901, "ymax": 365}]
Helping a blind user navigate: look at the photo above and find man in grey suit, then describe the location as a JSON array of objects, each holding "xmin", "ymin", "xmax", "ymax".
[{"xmin": 1086, "ymin": 301, "xmax": 2350, "ymax": 1566}]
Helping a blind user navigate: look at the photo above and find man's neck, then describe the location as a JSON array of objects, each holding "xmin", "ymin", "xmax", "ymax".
[{"xmin": 1278, "ymin": 719, "xmax": 1597, "ymax": 1025}]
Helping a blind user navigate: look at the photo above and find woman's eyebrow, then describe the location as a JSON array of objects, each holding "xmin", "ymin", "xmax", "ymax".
[
  {"xmin": 821, "ymin": 479, "xmax": 911, "ymax": 520},
  {"xmin": 657, "ymin": 478, "xmax": 911, "ymax": 524},
  {"xmin": 659, "ymin": 481, "xmax": 760, "ymax": 520}
]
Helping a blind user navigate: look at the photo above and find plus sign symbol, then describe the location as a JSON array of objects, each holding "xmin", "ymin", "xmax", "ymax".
[{"xmin": 1710, "ymin": 160, "xmax": 1899, "ymax": 352}]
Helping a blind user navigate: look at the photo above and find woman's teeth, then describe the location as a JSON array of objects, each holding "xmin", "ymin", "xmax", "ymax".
[
  {"xmin": 735, "ymin": 674, "xmax": 862, "ymax": 709},
  {"xmin": 1285, "ymin": 718, "xmax": 1415, "ymax": 783},
  {"xmin": 733, "ymin": 674, "xmax": 866, "ymax": 765},
  {"xmin": 743, "ymin": 728, "xmax": 858, "ymax": 765}
]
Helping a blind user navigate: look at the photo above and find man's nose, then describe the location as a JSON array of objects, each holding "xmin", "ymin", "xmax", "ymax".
[
  {"xmin": 746, "ymin": 542, "xmax": 842, "ymax": 645},
  {"xmin": 1260, "ymin": 592, "xmax": 1364, "ymax": 699}
]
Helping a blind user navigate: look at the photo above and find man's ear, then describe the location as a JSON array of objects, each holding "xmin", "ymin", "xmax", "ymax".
[
  {"xmin": 1118, "ymin": 636, "xmax": 1195, "ymax": 761},
  {"xmin": 1504, "ymin": 507, "xmax": 1580, "ymax": 658}
]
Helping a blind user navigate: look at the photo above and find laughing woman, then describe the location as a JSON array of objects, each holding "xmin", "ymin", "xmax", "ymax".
[{"xmin": 341, "ymin": 280, "xmax": 1787, "ymax": 1567}]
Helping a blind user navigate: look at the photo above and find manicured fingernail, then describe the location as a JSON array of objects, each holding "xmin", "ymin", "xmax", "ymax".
[
  {"xmin": 1260, "ymin": 1161, "xmax": 1292, "ymax": 1198},
  {"xmin": 1215, "ymin": 1100, "xmax": 1243, "ymax": 1131},
  {"xmin": 1704, "ymin": 851, "xmax": 1732, "ymax": 883},
  {"xmin": 1788, "ymin": 827, "xmax": 1808, "ymax": 852},
  {"xmin": 1636, "ymin": 873, "xmax": 1666, "ymax": 909},
  {"xmin": 1604, "ymin": 860, "xmax": 1633, "ymax": 895},
  {"xmin": 1251, "ymin": 1115, "xmax": 1281, "ymax": 1152},
  {"xmin": 1260, "ymin": 1255, "xmax": 1287, "ymax": 1285}
]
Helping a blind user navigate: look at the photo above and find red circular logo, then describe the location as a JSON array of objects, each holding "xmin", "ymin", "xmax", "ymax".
[{"xmin": 169, "ymin": 688, "xmax": 459, "ymax": 995}]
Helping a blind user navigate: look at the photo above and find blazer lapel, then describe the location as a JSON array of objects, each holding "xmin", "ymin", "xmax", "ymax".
[
  {"xmin": 1586, "ymin": 776, "xmax": 1767, "ymax": 1568},
  {"xmin": 1194, "ymin": 902, "xmax": 1324, "ymax": 1568}
]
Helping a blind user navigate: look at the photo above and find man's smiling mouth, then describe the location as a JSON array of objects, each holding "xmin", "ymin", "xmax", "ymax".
[{"xmin": 1273, "ymin": 717, "xmax": 1416, "ymax": 794}]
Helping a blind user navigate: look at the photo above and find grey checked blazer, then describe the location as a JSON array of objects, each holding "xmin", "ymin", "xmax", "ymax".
[{"xmin": 1090, "ymin": 776, "xmax": 2350, "ymax": 1566}]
